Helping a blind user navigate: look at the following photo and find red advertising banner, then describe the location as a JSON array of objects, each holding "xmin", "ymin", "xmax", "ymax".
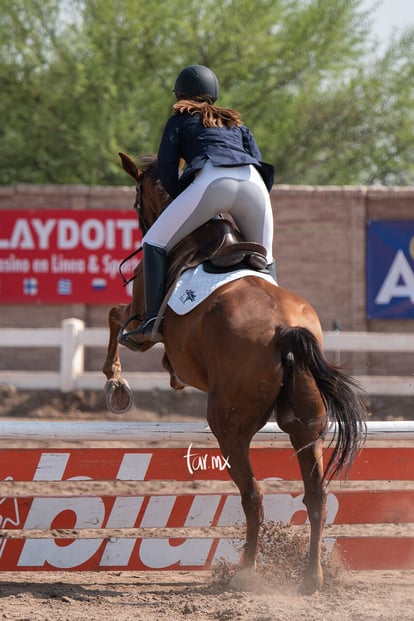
[
  {"xmin": 1, "ymin": 447, "xmax": 413, "ymax": 482},
  {"xmin": 0, "ymin": 447, "xmax": 413, "ymax": 571},
  {"xmin": 0, "ymin": 209, "xmax": 142, "ymax": 304}
]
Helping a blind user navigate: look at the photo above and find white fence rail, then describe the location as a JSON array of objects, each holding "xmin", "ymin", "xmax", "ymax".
[
  {"xmin": 0, "ymin": 420, "xmax": 413, "ymax": 443},
  {"xmin": 1, "ymin": 318, "xmax": 413, "ymax": 395}
]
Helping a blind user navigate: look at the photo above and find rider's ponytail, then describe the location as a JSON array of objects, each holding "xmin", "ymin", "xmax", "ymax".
[{"xmin": 173, "ymin": 100, "xmax": 243, "ymax": 129}]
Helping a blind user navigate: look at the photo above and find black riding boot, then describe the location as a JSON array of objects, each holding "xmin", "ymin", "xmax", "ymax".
[
  {"xmin": 119, "ymin": 243, "xmax": 167, "ymax": 347},
  {"xmin": 138, "ymin": 243, "xmax": 167, "ymax": 341}
]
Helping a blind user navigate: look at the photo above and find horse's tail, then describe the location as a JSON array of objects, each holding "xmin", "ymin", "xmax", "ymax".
[{"xmin": 278, "ymin": 326, "xmax": 367, "ymax": 482}]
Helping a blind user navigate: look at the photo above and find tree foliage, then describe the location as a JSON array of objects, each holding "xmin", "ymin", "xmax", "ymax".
[{"xmin": 1, "ymin": 0, "xmax": 413, "ymax": 185}]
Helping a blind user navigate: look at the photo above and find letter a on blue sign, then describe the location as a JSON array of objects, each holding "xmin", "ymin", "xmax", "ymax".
[{"xmin": 366, "ymin": 220, "xmax": 414, "ymax": 319}]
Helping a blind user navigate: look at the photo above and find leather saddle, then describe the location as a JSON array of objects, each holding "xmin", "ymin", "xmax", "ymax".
[
  {"xmin": 118, "ymin": 217, "xmax": 269, "ymax": 356},
  {"xmin": 166, "ymin": 217, "xmax": 268, "ymax": 290}
]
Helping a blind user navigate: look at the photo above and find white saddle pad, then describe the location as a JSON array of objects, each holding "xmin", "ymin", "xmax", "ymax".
[{"xmin": 168, "ymin": 264, "xmax": 277, "ymax": 315}]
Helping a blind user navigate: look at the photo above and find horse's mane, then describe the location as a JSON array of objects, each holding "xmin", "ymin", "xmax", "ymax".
[
  {"xmin": 138, "ymin": 154, "xmax": 171, "ymax": 208},
  {"xmin": 138, "ymin": 154, "xmax": 158, "ymax": 176}
]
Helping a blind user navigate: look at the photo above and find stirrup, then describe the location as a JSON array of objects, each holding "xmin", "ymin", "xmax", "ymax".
[
  {"xmin": 118, "ymin": 315, "xmax": 145, "ymax": 351},
  {"xmin": 118, "ymin": 315, "xmax": 163, "ymax": 351},
  {"xmin": 135, "ymin": 316, "xmax": 163, "ymax": 342},
  {"xmin": 118, "ymin": 315, "xmax": 160, "ymax": 351}
]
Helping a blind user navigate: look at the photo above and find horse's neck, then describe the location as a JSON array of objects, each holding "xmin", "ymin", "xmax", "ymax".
[{"xmin": 144, "ymin": 177, "xmax": 170, "ymax": 227}]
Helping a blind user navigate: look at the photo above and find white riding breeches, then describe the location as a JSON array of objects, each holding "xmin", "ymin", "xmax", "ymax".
[{"xmin": 142, "ymin": 160, "xmax": 274, "ymax": 262}]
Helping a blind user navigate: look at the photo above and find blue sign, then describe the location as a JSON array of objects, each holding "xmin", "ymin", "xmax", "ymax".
[{"xmin": 366, "ymin": 220, "xmax": 414, "ymax": 319}]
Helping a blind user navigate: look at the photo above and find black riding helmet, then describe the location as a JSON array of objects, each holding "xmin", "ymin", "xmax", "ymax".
[{"xmin": 173, "ymin": 65, "xmax": 219, "ymax": 102}]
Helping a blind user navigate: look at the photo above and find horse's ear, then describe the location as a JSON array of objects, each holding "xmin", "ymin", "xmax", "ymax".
[{"xmin": 119, "ymin": 151, "xmax": 141, "ymax": 182}]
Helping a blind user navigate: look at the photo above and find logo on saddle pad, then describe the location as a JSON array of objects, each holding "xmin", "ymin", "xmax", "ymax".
[
  {"xmin": 179, "ymin": 289, "xmax": 197, "ymax": 305},
  {"xmin": 169, "ymin": 264, "xmax": 276, "ymax": 316}
]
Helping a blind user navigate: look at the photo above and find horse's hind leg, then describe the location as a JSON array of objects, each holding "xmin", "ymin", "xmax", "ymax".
[
  {"xmin": 207, "ymin": 401, "xmax": 264, "ymax": 571},
  {"xmin": 102, "ymin": 304, "xmax": 134, "ymax": 414},
  {"xmin": 276, "ymin": 375, "xmax": 327, "ymax": 594},
  {"xmin": 290, "ymin": 432, "xmax": 327, "ymax": 594}
]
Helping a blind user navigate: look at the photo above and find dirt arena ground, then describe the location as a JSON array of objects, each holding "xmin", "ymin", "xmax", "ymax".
[
  {"xmin": 0, "ymin": 386, "xmax": 413, "ymax": 620},
  {"xmin": 1, "ymin": 568, "xmax": 413, "ymax": 621}
]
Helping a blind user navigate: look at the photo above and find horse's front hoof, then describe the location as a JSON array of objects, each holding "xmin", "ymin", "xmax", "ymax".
[{"xmin": 104, "ymin": 378, "xmax": 134, "ymax": 414}]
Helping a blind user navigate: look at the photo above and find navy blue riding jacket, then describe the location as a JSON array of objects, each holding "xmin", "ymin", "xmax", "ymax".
[{"xmin": 157, "ymin": 112, "xmax": 274, "ymax": 198}]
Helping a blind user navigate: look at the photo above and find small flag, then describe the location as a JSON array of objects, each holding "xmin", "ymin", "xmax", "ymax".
[
  {"xmin": 57, "ymin": 279, "xmax": 72, "ymax": 295},
  {"xmin": 23, "ymin": 278, "xmax": 38, "ymax": 296},
  {"xmin": 92, "ymin": 278, "xmax": 107, "ymax": 291}
]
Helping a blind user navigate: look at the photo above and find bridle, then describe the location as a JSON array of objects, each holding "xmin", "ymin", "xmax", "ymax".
[
  {"xmin": 118, "ymin": 176, "xmax": 147, "ymax": 286},
  {"xmin": 133, "ymin": 175, "xmax": 151, "ymax": 236}
]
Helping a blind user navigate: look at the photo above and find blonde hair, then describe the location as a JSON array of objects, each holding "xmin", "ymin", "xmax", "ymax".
[{"xmin": 173, "ymin": 100, "xmax": 243, "ymax": 128}]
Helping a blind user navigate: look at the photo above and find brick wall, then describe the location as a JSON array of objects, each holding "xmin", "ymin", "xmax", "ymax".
[{"xmin": 1, "ymin": 184, "xmax": 413, "ymax": 374}]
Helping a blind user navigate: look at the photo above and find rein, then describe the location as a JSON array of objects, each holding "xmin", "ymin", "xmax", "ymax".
[
  {"xmin": 118, "ymin": 173, "xmax": 151, "ymax": 286},
  {"xmin": 118, "ymin": 245, "xmax": 143, "ymax": 286},
  {"xmin": 134, "ymin": 178, "xmax": 152, "ymax": 235}
]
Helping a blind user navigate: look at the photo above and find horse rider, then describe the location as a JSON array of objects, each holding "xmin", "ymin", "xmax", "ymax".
[{"xmin": 131, "ymin": 64, "xmax": 275, "ymax": 343}]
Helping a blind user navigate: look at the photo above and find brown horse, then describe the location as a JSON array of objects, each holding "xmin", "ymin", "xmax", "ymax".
[{"xmin": 102, "ymin": 152, "xmax": 366, "ymax": 593}]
